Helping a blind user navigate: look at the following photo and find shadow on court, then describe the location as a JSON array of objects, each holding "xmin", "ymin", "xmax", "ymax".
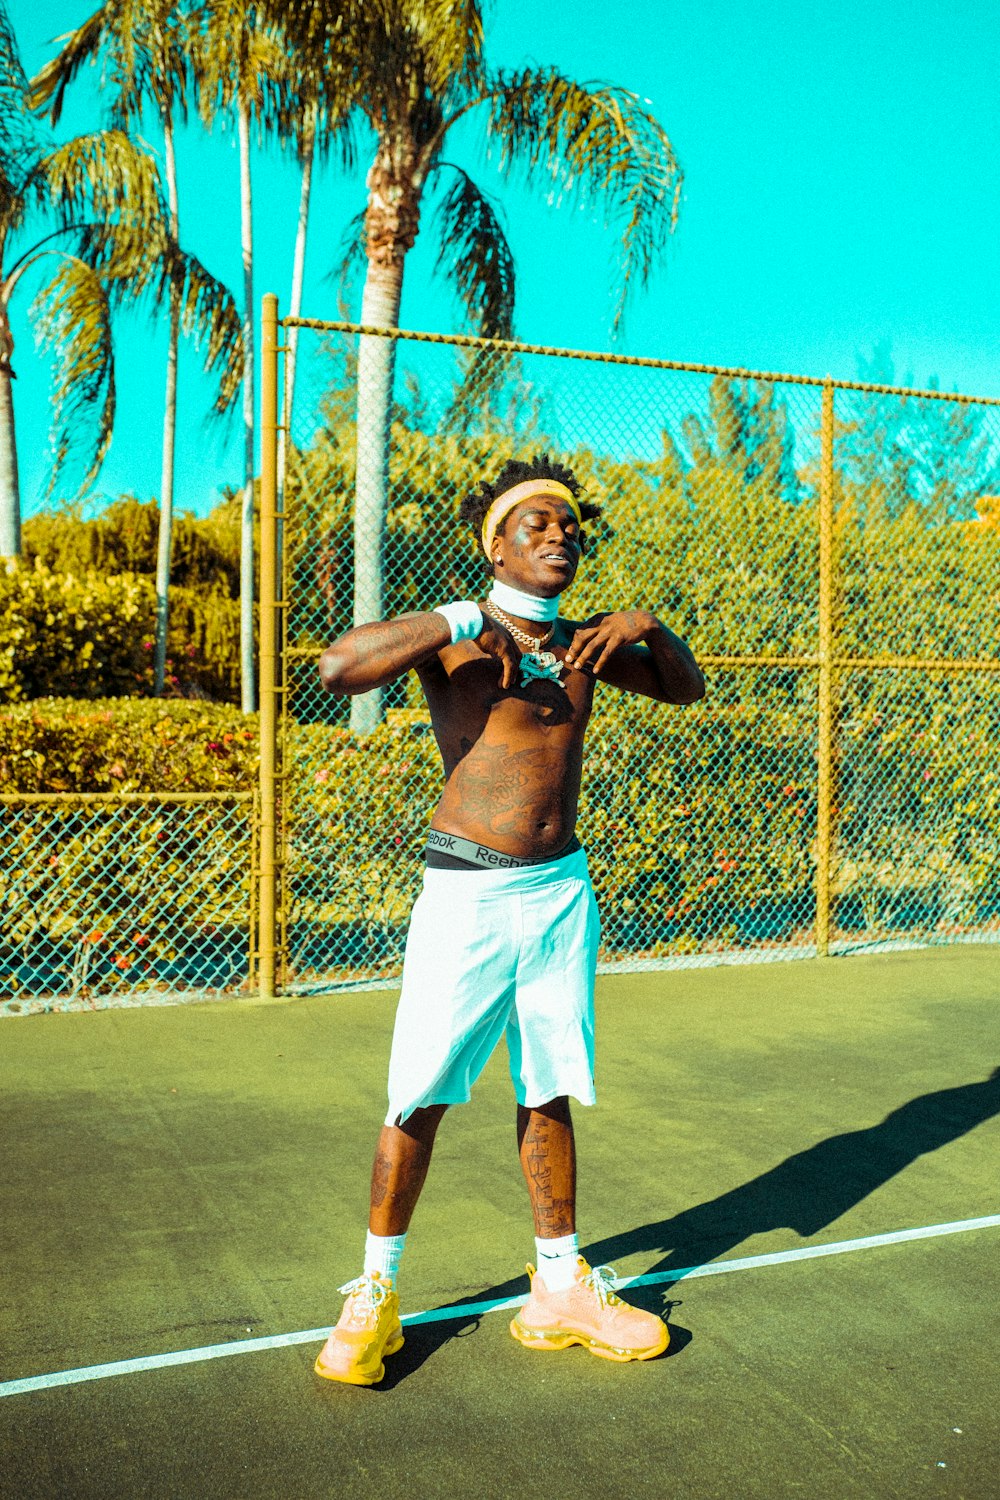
[{"xmin": 375, "ymin": 1065, "xmax": 1000, "ymax": 1387}]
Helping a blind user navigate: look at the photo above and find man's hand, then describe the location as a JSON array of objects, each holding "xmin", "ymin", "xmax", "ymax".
[
  {"xmin": 474, "ymin": 612, "xmax": 523, "ymax": 691},
  {"xmin": 564, "ymin": 610, "xmax": 658, "ymax": 677}
]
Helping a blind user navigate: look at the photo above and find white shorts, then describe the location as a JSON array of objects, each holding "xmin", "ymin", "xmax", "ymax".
[{"xmin": 385, "ymin": 847, "xmax": 600, "ymax": 1126}]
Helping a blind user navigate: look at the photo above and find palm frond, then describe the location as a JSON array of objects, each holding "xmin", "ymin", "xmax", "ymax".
[
  {"xmin": 273, "ymin": 63, "xmax": 356, "ymax": 168},
  {"xmin": 162, "ymin": 243, "xmax": 244, "ymax": 415},
  {"xmin": 484, "ymin": 67, "xmax": 683, "ymax": 331},
  {"xmin": 29, "ymin": 9, "xmax": 112, "ymax": 125},
  {"xmin": 398, "ymin": 0, "xmax": 485, "ymax": 102},
  {"xmin": 26, "ymin": 130, "xmax": 167, "ymax": 276},
  {"xmin": 0, "ymin": 0, "xmax": 30, "ymax": 103},
  {"xmin": 30, "ymin": 250, "xmax": 115, "ymax": 495},
  {"xmin": 78, "ymin": 215, "xmax": 243, "ymax": 416},
  {"xmin": 432, "ymin": 163, "xmax": 514, "ymax": 339},
  {"xmin": 192, "ymin": 0, "xmax": 289, "ymax": 124},
  {"xmin": 30, "ymin": 1, "xmax": 191, "ymax": 130},
  {"xmin": 0, "ymin": 0, "xmax": 47, "ymax": 219}
]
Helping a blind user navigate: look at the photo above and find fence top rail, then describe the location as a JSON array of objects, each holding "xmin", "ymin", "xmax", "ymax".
[
  {"xmin": 285, "ymin": 642, "xmax": 1000, "ymax": 673},
  {"xmin": 0, "ymin": 791, "xmax": 253, "ymax": 806},
  {"xmin": 279, "ymin": 316, "xmax": 1000, "ymax": 408}
]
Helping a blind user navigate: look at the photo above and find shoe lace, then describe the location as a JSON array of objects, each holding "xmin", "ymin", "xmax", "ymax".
[
  {"xmin": 581, "ymin": 1263, "xmax": 622, "ymax": 1308},
  {"xmin": 337, "ymin": 1273, "xmax": 391, "ymax": 1321}
]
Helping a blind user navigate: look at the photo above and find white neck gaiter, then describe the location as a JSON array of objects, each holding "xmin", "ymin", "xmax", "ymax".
[{"xmin": 488, "ymin": 577, "xmax": 561, "ymax": 623}]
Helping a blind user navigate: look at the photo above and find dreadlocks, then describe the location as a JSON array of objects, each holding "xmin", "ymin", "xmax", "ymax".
[{"xmin": 458, "ymin": 455, "xmax": 601, "ymax": 563}]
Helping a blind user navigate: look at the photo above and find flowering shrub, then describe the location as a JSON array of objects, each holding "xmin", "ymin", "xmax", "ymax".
[{"xmin": 0, "ymin": 699, "xmax": 257, "ymax": 792}]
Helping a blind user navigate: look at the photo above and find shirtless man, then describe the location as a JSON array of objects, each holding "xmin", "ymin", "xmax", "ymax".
[{"xmin": 314, "ymin": 455, "xmax": 704, "ymax": 1385}]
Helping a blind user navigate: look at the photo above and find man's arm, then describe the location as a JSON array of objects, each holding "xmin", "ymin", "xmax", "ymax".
[
  {"xmin": 564, "ymin": 610, "xmax": 705, "ymax": 705},
  {"xmin": 318, "ymin": 609, "xmax": 522, "ymax": 695}
]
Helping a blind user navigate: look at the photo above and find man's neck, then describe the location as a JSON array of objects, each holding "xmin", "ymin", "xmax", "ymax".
[{"xmin": 489, "ymin": 577, "xmax": 560, "ymax": 624}]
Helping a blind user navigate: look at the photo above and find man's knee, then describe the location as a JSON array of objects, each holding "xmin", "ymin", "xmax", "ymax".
[
  {"xmin": 392, "ymin": 1102, "xmax": 449, "ymax": 1141},
  {"xmin": 518, "ymin": 1096, "xmax": 572, "ymax": 1123}
]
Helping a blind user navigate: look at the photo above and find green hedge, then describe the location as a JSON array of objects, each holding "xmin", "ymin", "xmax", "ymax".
[
  {"xmin": 0, "ymin": 561, "xmax": 244, "ymax": 704},
  {"xmin": 0, "ymin": 699, "xmax": 257, "ymax": 792},
  {"xmin": 3, "ymin": 677, "xmax": 998, "ymax": 988}
]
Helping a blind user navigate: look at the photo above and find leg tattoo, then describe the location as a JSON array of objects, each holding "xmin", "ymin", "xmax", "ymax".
[
  {"xmin": 518, "ymin": 1098, "xmax": 576, "ymax": 1237},
  {"xmin": 368, "ymin": 1105, "xmax": 448, "ymax": 1237}
]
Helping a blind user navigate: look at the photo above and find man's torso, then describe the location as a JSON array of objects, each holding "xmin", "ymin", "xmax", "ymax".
[{"xmin": 417, "ymin": 618, "xmax": 597, "ymax": 859}]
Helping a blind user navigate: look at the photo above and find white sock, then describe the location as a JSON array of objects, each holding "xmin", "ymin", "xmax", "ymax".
[
  {"xmin": 534, "ymin": 1231, "xmax": 580, "ymax": 1291},
  {"xmin": 363, "ymin": 1229, "xmax": 406, "ymax": 1287}
]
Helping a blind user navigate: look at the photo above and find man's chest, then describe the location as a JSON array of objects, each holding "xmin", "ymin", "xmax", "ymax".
[{"xmin": 422, "ymin": 652, "xmax": 596, "ymax": 759}]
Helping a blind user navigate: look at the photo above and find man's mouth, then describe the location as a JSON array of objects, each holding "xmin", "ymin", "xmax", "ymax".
[{"xmin": 540, "ymin": 551, "xmax": 572, "ymax": 567}]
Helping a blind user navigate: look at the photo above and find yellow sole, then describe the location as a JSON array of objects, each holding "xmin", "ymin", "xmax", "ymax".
[
  {"xmin": 314, "ymin": 1330, "xmax": 405, "ymax": 1385},
  {"xmin": 509, "ymin": 1317, "xmax": 668, "ymax": 1363}
]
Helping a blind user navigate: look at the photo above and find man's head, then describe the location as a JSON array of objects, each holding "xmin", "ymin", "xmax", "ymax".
[{"xmin": 459, "ymin": 455, "xmax": 601, "ymax": 598}]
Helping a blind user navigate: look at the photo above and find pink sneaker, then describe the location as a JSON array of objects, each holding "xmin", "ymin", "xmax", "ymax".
[
  {"xmin": 314, "ymin": 1273, "xmax": 404, "ymax": 1386},
  {"xmin": 510, "ymin": 1258, "xmax": 669, "ymax": 1362}
]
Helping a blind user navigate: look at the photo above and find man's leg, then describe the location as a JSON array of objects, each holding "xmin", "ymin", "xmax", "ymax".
[
  {"xmin": 369, "ymin": 1104, "xmax": 449, "ymax": 1236},
  {"xmin": 516, "ymin": 1096, "xmax": 576, "ymax": 1238},
  {"xmin": 510, "ymin": 1093, "xmax": 669, "ymax": 1362},
  {"xmin": 314, "ymin": 1104, "xmax": 447, "ymax": 1386}
]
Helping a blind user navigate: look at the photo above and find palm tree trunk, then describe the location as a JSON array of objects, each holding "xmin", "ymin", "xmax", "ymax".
[
  {"xmin": 0, "ymin": 299, "xmax": 20, "ymax": 560},
  {"xmin": 350, "ymin": 259, "xmax": 404, "ymax": 734},
  {"xmin": 277, "ymin": 113, "xmax": 314, "ymax": 573},
  {"xmin": 284, "ymin": 113, "xmax": 313, "ymax": 450},
  {"xmin": 238, "ymin": 101, "xmax": 256, "ymax": 713},
  {"xmin": 154, "ymin": 115, "xmax": 180, "ymax": 696}
]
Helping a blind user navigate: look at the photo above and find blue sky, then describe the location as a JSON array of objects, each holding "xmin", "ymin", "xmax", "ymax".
[{"xmin": 7, "ymin": 0, "xmax": 1000, "ymax": 516}]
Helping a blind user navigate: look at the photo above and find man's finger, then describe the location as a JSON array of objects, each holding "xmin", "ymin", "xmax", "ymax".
[
  {"xmin": 565, "ymin": 627, "xmax": 599, "ymax": 666},
  {"xmin": 590, "ymin": 640, "xmax": 620, "ymax": 676},
  {"xmin": 568, "ymin": 629, "xmax": 610, "ymax": 670}
]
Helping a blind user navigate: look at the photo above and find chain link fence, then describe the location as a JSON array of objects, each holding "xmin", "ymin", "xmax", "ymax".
[
  {"xmin": 0, "ymin": 793, "xmax": 255, "ymax": 1014},
  {"xmin": 7, "ymin": 310, "xmax": 995, "ymax": 1011},
  {"xmin": 259, "ymin": 315, "xmax": 1000, "ymax": 992}
]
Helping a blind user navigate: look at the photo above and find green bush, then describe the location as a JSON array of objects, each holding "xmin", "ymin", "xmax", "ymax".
[
  {"xmin": 3, "ymin": 676, "xmax": 998, "ymax": 997},
  {"xmin": 0, "ymin": 698, "xmax": 257, "ymax": 792},
  {"xmin": 0, "ymin": 561, "xmax": 244, "ymax": 704},
  {"xmin": 22, "ymin": 494, "xmax": 242, "ymax": 594}
]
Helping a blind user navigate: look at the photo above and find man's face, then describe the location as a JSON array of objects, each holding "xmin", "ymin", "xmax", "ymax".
[{"xmin": 491, "ymin": 497, "xmax": 582, "ymax": 598}]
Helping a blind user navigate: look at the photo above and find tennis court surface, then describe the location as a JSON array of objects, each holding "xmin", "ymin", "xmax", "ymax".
[{"xmin": 2, "ymin": 945, "xmax": 998, "ymax": 1499}]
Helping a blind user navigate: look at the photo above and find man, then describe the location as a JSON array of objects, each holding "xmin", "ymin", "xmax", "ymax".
[{"xmin": 315, "ymin": 455, "xmax": 704, "ymax": 1385}]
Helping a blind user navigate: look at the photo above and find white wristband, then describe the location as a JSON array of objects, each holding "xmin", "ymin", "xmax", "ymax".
[{"xmin": 433, "ymin": 601, "xmax": 484, "ymax": 644}]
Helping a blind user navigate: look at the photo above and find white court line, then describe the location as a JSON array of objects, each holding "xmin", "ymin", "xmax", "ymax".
[{"xmin": 2, "ymin": 1213, "xmax": 998, "ymax": 1400}]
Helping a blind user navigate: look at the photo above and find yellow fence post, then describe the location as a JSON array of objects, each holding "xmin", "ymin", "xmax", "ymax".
[
  {"xmin": 815, "ymin": 379, "xmax": 836, "ymax": 958},
  {"xmin": 258, "ymin": 293, "xmax": 280, "ymax": 998}
]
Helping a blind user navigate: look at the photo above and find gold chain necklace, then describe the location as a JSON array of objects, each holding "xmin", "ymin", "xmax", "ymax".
[{"xmin": 483, "ymin": 599, "xmax": 556, "ymax": 650}]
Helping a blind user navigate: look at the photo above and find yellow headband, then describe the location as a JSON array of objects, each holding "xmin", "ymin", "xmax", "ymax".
[{"xmin": 480, "ymin": 479, "xmax": 582, "ymax": 558}]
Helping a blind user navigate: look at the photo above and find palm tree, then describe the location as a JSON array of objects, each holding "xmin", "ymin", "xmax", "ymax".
[
  {"xmin": 284, "ymin": 0, "xmax": 683, "ymax": 732},
  {"xmin": 1, "ymin": 3, "xmax": 231, "ymax": 560},
  {"xmin": 29, "ymin": 0, "xmax": 234, "ymax": 697},
  {"xmin": 190, "ymin": 0, "xmax": 287, "ymax": 712}
]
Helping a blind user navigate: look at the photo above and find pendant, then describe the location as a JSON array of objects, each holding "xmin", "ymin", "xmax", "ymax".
[{"xmin": 519, "ymin": 650, "xmax": 566, "ymax": 689}]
